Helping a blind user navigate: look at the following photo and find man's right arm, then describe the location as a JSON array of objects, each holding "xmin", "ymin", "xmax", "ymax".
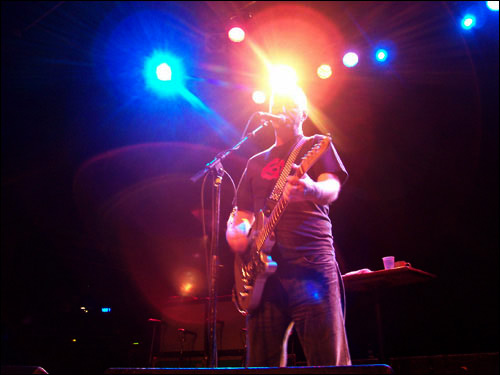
[{"xmin": 226, "ymin": 208, "xmax": 255, "ymax": 253}]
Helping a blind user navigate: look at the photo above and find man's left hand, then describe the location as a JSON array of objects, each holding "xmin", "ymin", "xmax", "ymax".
[
  {"xmin": 283, "ymin": 173, "xmax": 317, "ymax": 202},
  {"xmin": 283, "ymin": 171, "xmax": 341, "ymax": 205}
]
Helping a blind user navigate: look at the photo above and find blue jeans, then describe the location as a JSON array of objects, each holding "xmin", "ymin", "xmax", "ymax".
[{"xmin": 246, "ymin": 251, "xmax": 351, "ymax": 367}]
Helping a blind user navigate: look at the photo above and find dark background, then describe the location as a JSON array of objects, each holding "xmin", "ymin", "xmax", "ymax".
[{"xmin": 1, "ymin": 1, "xmax": 498, "ymax": 373}]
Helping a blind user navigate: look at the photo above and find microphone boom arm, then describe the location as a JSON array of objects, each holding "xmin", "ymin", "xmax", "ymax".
[{"xmin": 190, "ymin": 121, "xmax": 269, "ymax": 183}]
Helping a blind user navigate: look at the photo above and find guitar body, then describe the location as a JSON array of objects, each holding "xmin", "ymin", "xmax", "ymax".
[
  {"xmin": 232, "ymin": 135, "xmax": 332, "ymax": 316},
  {"xmin": 233, "ymin": 210, "xmax": 277, "ymax": 315}
]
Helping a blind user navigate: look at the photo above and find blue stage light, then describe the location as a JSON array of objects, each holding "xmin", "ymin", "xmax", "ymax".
[
  {"xmin": 93, "ymin": 5, "xmax": 239, "ymax": 142},
  {"xmin": 375, "ymin": 49, "xmax": 388, "ymax": 62},
  {"xmin": 486, "ymin": 1, "xmax": 499, "ymax": 11},
  {"xmin": 461, "ymin": 14, "xmax": 477, "ymax": 29},
  {"xmin": 143, "ymin": 50, "xmax": 185, "ymax": 98},
  {"xmin": 372, "ymin": 41, "xmax": 396, "ymax": 66},
  {"xmin": 156, "ymin": 63, "xmax": 172, "ymax": 81}
]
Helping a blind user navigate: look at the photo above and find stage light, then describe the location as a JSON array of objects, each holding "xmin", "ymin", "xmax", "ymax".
[
  {"xmin": 143, "ymin": 50, "xmax": 185, "ymax": 98},
  {"xmin": 101, "ymin": 307, "xmax": 111, "ymax": 313},
  {"xmin": 156, "ymin": 63, "xmax": 172, "ymax": 81},
  {"xmin": 343, "ymin": 52, "xmax": 359, "ymax": 68},
  {"xmin": 375, "ymin": 49, "xmax": 388, "ymax": 62},
  {"xmin": 269, "ymin": 64, "xmax": 298, "ymax": 93},
  {"xmin": 228, "ymin": 27, "xmax": 245, "ymax": 43},
  {"xmin": 317, "ymin": 64, "xmax": 332, "ymax": 79},
  {"xmin": 177, "ymin": 269, "xmax": 201, "ymax": 296},
  {"xmin": 461, "ymin": 14, "xmax": 477, "ymax": 29},
  {"xmin": 181, "ymin": 282, "xmax": 193, "ymax": 294},
  {"xmin": 486, "ymin": 1, "xmax": 499, "ymax": 11},
  {"xmin": 252, "ymin": 90, "xmax": 266, "ymax": 104}
]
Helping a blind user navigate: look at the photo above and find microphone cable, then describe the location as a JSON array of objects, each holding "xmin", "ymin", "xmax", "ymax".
[{"xmin": 239, "ymin": 112, "xmax": 261, "ymax": 141}]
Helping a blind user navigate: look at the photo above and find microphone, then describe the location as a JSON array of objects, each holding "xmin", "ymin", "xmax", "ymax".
[{"xmin": 257, "ymin": 112, "xmax": 288, "ymax": 125}]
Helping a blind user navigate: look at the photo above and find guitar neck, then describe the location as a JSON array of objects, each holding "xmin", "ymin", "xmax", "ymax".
[
  {"xmin": 255, "ymin": 198, "xmax": 287, "ymax": 251},
  {"xmin": 255, "ymin": 165, "xmax": 307, "ymax": 251},
  {"xmin": 253, "ymin": 135, "xmax": 331, "ymax": 252}
]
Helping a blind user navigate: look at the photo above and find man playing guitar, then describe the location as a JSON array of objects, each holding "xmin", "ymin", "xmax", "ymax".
[{"xmin": 226, "ymin": 86, "xmax": 351, "ymax": 367}]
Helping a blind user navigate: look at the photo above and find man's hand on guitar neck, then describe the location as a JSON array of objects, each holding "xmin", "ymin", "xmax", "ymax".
[{"xmin": 226, "ymin": 208, "xmax": 255, "ymax": 253}]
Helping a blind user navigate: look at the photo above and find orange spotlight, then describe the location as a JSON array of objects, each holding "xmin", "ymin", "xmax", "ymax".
[
  {"xmin": 317, "ymin": 64, "xmax": 332, "ymax": 79},
  {"xmin": 228, "ymin": 27, "xmax": 245, "ymax": 43},
  {"xmin": 181, "ymin": 282, "xmax": 193, "ymax": 294},
  {"xmin": 176, "ymin": 268, "xmax": 200, "ymax": 296}
]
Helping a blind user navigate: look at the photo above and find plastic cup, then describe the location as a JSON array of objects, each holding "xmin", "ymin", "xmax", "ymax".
[{"xmin": 382, "ymin": 256, "xmax": 395, "ymax": 270}]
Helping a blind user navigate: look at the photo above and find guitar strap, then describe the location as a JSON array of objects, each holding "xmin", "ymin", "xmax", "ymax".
[{"xmin": 264, "ymin": 136, "xmax": 308, "ymax": 216}]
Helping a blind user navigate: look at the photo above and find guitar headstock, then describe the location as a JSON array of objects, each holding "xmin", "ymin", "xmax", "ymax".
[{"xmin": 298, "ymin": 135, "xmax": 332, "ymax": 174}]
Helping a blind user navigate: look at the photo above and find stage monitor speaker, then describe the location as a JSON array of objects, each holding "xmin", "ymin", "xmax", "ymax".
[
  {"xmin": 105, "ymin": 364, "xmax": 393, "ymax": 374},
  {"xmin": 1, "ymin": 366, "xmax": 49, "ymax": 374}
]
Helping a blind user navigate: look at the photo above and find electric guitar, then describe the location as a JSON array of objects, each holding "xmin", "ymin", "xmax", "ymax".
[{"xmin": 233, "ymin": 135, "xmax": 332, "ymax": 315}]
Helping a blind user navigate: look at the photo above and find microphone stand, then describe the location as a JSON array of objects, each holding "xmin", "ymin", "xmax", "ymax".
[{"xmin": 191, "ymin": 120, "xmax": 269, "ymax": 368}]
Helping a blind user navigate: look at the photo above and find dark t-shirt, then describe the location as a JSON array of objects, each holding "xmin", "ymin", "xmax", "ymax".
[{"xmin": 236, "ymin": 134, "xmax": 348, "ymax": 261}]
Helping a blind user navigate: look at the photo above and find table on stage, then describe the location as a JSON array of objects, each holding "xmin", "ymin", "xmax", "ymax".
[{"xmin": 342, "ymin": 266, "xmax": 437, "ymax": 361}]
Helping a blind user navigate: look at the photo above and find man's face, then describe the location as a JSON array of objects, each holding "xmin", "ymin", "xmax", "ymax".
[{"xmin": 270, "ymin": 94, "xmax": 305, "ymax": 128}]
